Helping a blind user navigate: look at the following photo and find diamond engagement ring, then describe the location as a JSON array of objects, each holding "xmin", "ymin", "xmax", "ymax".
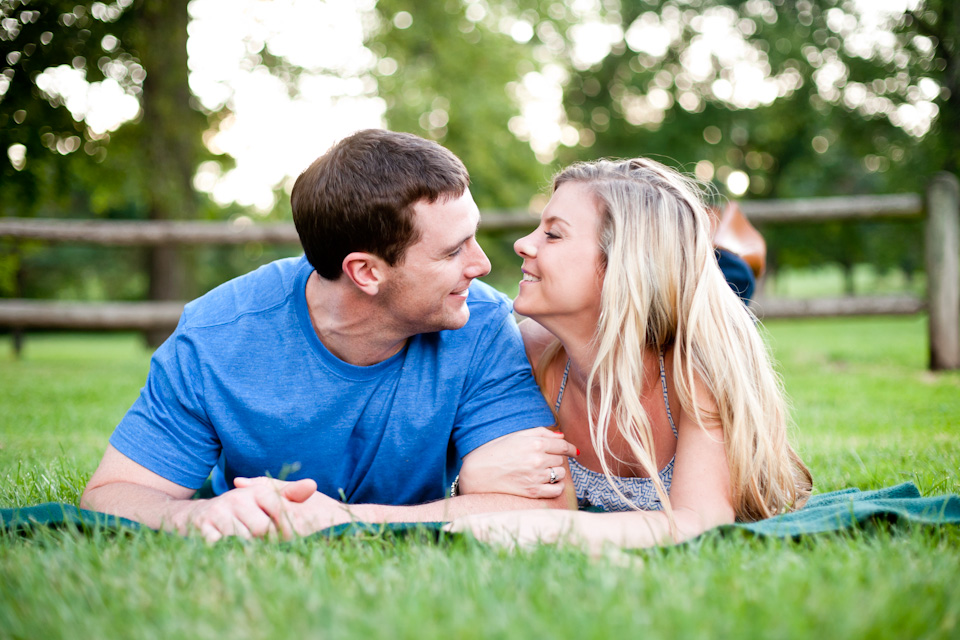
[{"xmin": 548, "ymin": 467, "xmax": 558, "ymax": 484}]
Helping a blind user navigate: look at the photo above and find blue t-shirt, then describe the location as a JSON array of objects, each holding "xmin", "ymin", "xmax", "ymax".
[{"xmin": 110, "ymin": 256, "xmax": 554, "ymax": 506}]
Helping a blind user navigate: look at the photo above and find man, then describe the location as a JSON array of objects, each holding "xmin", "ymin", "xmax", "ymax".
[{"xmin": 81, "ymin": 129, "xmax": 576, "ymax": 541}]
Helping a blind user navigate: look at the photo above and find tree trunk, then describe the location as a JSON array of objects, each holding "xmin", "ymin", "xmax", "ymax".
[
  {"xmin": 130, "ymin": 0, "xmax": 205, "ymax": 346},
  {"xmin": 841, "ymin": 261, "xmax": 856, "ymax": 296}
]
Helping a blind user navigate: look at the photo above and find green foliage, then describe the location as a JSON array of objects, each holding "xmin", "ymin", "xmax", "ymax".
[
  {"xmin": 0, "ymin": 0, "xmax": 222, "ymax": 305},
  {"xmin": 367, "ymin": 1, "xmax": 550, "ymax": 209},
  {"xmin": 0, "ymin": 0, "xmax": 167, "ymax": 218},
  {"xmin": 539, "ymin": 0, "xmax": 952, "ymax": 191},
  {"xmin": 1, "ymin": 0, "xmax": 128, "ymax": 213},
  {"xmin": 2, "ymin": 0, "xmax": 956, "ymax": 301},
  {"xmin": 523, "ymin": 0, "xmax": 952, "ymax": 277},
  {"xmin": 0, "ymin": 333, "xmax": 149, "ymax": 485},
  {"xmin": 362, "ymin": 0, "xmax": 954, "ymax": 282}
]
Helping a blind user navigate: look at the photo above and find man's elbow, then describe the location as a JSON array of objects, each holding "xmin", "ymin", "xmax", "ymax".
[
  {"xmin": 80, "ymin": 474, "xmax": 119, "ymax": 512},
  {"xmin": 79, "ymin": 480, "xmax": 102, "ymax": 511}
]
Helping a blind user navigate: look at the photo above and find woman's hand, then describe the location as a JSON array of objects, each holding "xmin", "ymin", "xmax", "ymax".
[{"xmin": 458, "ymin": 427, "xmax": 578, "ymax": 499}]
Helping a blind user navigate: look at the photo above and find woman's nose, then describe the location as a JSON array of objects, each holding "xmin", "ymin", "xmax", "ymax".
[{"xmin": 514, "ymin": 232, "xmax": 537, "ymax": 258}]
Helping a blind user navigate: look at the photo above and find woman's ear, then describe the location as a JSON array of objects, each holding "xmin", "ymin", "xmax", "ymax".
[{"xmin": 342, "ymin": 252, "xmax": 386, "ymax": 295}]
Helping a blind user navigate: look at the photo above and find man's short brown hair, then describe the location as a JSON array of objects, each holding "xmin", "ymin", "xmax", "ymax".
[{"xmin": 291, "ymin": 129, "xmax": 470, "ymax": 280}]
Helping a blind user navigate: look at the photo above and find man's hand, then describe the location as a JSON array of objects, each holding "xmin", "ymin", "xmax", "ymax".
[
  {"xmin": 458, "ymin": 427, "xmax": 578, "ymax": 498},
  {"xmin": 82, "ymin": 445, "xmax": 330, "ymax": 543},
  {"xmin": 171, "ymin": 477, "xmax": 319, "ymax": 543},
  {"xmin": 234, "ymin": 477, "xmax": 352, "ymax": 539}
]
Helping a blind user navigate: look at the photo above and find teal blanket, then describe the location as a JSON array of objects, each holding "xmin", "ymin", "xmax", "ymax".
[{"xmin": 2, "ymin": 482, "xmax": 958, "ymax": 541}]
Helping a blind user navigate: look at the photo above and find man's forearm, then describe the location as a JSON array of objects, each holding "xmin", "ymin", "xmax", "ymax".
[
  {"xmin": 339, "ymin": 490, "xmax": 573, "ymax": 524},
  {"xmin": 81, "ymin": 482, "xmax": 195, "ymax": 532}
]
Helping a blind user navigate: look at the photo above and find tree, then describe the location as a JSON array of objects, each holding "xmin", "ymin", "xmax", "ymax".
[
  {"xmin": 512, "ymin": 0, "xmax": 953, "ymax": 283},
  {"xmin": 1, "ymin": 0, "xmax": 211, "ymax": 342},
  {"xmin": 901, "ymin": 0, "xmax": 958, "ymax": 174},
  {"xmin": 366, "ymin": 1, "xmax": 549, "ymax": 210},
  {"xmin": 356, "ymin": 0, "xmax": 952, "ymax": 286},
  {"xmin": 365, "ymin": 2, "xmax": 564, "ymax": 293}
]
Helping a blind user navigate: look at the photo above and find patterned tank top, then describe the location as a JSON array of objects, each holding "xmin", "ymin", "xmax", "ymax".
[{"xmin": 556, "ymin": 351, "xmax": 678, "ymax": 512}]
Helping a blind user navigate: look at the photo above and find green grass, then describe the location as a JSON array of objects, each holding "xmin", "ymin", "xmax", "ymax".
[
  {"xmin": 1, "ymin": 320, "xmax": 959, "ymax": 639},
  {"xmin": 764, "ymin": 316, "xmax": 960, "ymax": 496},
  {"xmin": 762, "ymin": 264, "xmax": 926, "ymax": 299}
]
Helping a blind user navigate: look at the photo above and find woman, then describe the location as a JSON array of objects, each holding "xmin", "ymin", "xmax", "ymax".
[{"xmin": 449, "ymin": 158, "xmax": 812, "ymax": 551}]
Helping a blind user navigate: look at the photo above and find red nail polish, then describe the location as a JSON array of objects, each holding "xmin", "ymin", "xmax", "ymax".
[{"xmin": 576, "ymin": 448, "xmax": 580, "ymax": 456}]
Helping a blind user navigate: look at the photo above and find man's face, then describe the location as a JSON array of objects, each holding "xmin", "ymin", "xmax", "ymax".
[{"xmin": 380, "ymin": 188, "xmax": 491, "ymax": 334}]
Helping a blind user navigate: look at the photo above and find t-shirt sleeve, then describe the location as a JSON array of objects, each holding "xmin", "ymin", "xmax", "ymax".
[
  {"xmin": 451, "ymin": 306, "xmax": 556, "ymax": 458},
  {"xmin": 108, "ymin": 318, "xmax": 220, "ymax": 489}
]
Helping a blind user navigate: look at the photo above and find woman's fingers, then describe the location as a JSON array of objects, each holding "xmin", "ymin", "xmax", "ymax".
[
  {"xmin": 543, "ymin": 453, "xmax": 568, "ymax": 469},
  {"xmin": 536, "ymin": 466, "xmax": 567, "ymax": 498},
  {"xmin": 526, "ymin": 428, "xmax": 580, "ymax": 457},
  {"xmin": 544, "ymin": 437, "xmax": 580, "ymax": 458},
  {"xmin": 538, "ymin": 482, "xmax": 567, "ymax": 499},
  {"xmin": 544, "ymin": 465, "xmax": 566, "ymax": 484}
]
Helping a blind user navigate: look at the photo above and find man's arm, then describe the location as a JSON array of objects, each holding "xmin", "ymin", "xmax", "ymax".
[
  {"xmin": 81, "ymin": 445, "xmax": 315, "ymax": 542},
  {"xmin": 83, "ymin": 437, "xmax": 575, "ymax": 542},
  {"xmin": 234, "ymin": 435, "xmax": 578, "ymax": 539},
  {"xmin": 235, "ymin": 474, "xmax": 575, "ymax": 539},
  {"xmin": 348, "ymin": 425, "xmax": 579, "ymax": 521},
  {"xmin": 340, "ymin": 490, "xmax": 572, "ymax": 523}
]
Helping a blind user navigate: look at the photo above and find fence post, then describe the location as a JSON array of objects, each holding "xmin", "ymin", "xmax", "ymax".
[
  {"xmin": 12, "ymin": 255, "xmax": 24, "ymax": 358},
  {"xmin": 925, "ymin": 172, "xmax": 960, "ymax": 370}
]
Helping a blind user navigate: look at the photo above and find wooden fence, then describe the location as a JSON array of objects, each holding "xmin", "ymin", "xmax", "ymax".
[{"xmin": 1, "ymin": 173, "xmax": 958, "ymax": 369}]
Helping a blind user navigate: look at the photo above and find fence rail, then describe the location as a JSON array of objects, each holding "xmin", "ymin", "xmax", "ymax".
[
  {"xmin": 0, "ymin": 300, "xmax": 184, "ymax": 331},
  {"xmin": 2, "ymin": 179, "xmax": 958, "ymax": 369},
  {"xmin": 0, "ymin": 193, "xmax": 928, "ymax": 246},
  {"xmin": 0, "ymin": 295, "xmax": 928, "ymax": 332}
]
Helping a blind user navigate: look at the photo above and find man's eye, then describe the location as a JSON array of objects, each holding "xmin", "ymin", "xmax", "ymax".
[{"xmin": 449, "ymin": 247, "xmax": 463, "ymax": 257}]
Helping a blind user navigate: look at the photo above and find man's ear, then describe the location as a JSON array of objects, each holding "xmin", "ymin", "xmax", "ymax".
[{"xmin": 342, "ymin": 252, "xmax": 386, "ymax": 295}]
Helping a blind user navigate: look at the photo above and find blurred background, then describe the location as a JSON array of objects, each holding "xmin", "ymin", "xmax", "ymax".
[{"xmin": 0, "ymin": 0, "xmax": 955, "ymax": 313}]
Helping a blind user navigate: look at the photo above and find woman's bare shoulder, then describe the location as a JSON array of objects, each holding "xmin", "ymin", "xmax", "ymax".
[
  {"xmin": 518, "ymin": 318, "xmax": 557, "ymax": 364},
  {"xmin": 665, "ymin": 343, "xmax": 721, "ymax": 430}
]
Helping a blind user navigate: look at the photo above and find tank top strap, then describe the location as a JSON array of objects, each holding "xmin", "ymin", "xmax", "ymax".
[
  {"xmin": 658, "ymin": 349, "xmax": 678, "ymax": 438},
  {"xmin": 556, "ymin": 353, "xmax": 677, "ymax": 439},
  {"xmin": 554, "ymin": 358, "xmax": 571, "ymax": 413}
]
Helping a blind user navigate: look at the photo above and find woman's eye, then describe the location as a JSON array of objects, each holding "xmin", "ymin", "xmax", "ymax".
[{"xmin": 544, "ymin": 231, "xmax": 560, "ymax": 240}]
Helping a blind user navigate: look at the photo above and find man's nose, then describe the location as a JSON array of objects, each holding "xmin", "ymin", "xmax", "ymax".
[{"xmin": 464, "ymin": 238, "xmax": 491, "ymax": 278}]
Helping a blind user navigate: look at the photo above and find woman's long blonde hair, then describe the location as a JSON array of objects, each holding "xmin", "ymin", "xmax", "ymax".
[{"xmin": 538, "ymin": 158, "xmax": 812, "ymax": 523}]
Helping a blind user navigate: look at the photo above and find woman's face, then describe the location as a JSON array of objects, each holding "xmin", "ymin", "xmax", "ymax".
[{"xmin": 513, "ymin": 181, "xmax": 605, "ymax": 325}]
